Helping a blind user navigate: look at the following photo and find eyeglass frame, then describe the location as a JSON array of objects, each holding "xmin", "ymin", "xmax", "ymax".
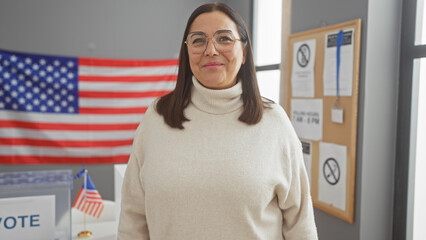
[{"xmin": 185, "ymin": 29, "xmax": 244, "ymax": 54}]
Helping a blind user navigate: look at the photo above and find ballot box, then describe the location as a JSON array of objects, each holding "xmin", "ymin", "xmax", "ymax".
[{"xmin": 0, "ymin": 170, "xmax": 73, "ymax": 240}]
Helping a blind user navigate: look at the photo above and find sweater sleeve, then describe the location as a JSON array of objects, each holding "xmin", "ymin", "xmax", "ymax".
[
  {"xmin": 278, "ymin": 130, "xmax": 318, "ymax": 239},
  {"xmin": 117, "ymin": 124, "xmax": 150, "ymax": 240}
]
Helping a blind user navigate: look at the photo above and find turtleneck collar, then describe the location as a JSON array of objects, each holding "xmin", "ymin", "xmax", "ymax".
[{"xmin": 190, "ymin": 76, "xmax": 243, "ymax": 115}]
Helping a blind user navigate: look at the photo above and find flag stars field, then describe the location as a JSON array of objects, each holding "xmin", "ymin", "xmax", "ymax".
[{"xmin": 10, "ymin": 55, "xmax": 17, "ymax": 62}]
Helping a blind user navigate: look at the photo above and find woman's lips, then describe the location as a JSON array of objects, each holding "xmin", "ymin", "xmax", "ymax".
[{"xmin": 203, "ymin": 62, "xmax": 223, "ymax": 69}]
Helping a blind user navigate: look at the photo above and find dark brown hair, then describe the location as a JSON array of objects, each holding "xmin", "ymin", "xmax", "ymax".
[{"xmin": 156, "ymin": 2, "xmax": 269, "ymax": 129}]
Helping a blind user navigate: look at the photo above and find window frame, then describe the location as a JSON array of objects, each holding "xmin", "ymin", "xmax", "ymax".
[
  {"xmin": 251, "ymin": 0, "xmax": 283, "ymax": 103},
  {"xmin": 394, "ymin": 0, "xmax": 426, "ymax": 239}
]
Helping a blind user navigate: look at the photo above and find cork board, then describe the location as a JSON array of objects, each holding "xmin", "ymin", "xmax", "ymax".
[{"xmin": 285, "ymin": 19, "xmax": 361, "ymax": 223}]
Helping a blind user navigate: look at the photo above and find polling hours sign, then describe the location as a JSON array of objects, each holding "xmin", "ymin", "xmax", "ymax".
[{"xmin": 291, "ymin": 99, "xmax": 323, "ymax": 140}]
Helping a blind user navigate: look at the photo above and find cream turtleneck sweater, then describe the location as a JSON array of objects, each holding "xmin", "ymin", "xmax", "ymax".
[{"xmin": 118, "ymin": 77, "xmax": 318, "ymax": 240}]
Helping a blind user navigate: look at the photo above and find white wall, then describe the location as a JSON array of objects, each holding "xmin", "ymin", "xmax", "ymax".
[{"xmin": 360, "ymin": 0, "xmax": 401, "ymax": 239}]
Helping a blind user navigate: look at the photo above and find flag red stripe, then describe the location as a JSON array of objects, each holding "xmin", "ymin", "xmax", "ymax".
[
  {"xmin": 79, "ymin": 75, "xmax": 177, "ymax": 82},
  {"xmin": 88, "ymin": 203, "xmax": 95, "ymax": 216},
  {"xmin": 76, "ymin": 199, "xmax": 83, "ymax": 209},
  {"xmin": 78, "ymin": 199, "xmax": 86, "ymax": 210},
  {"xmin": 73, "ymin": 189, "xmax": 85, "ymax": 208},
  {"xmin": 96, "ymin": 204, "xmax": 103, "ymax": 218},
  {"xmin": 79, "ymin": 107, "xmax": 148, "ymax": 114},
  {"xmin": 85, "ymin": 190, "xmax": 101, "ymax": 194},
  {"xmin": 85, "ymin": 192, "xmax": 102, "ymax": 198},
  {"xmin": 84, "ymin": 203, "xmax": 90, "ymax": 214},
  {"xmin": 0, "ymin": 155, "xmax": 130, "ymax": 164},
  {"xmin": 85, "ymin": 194, "xmax": 103, "ymax": 200},
  {"xmin": 96, "ymin": 204, "xmax": 104, "ymax": 218},
  {"xmin": 0, "ymin": 138, "xmax": 133, "ymax": 148},
  {"xmin": 79, "ymin": 90, "xmax": 171, "ymax": 98},
  {"xmin": 86, "ymin": 199, "xmax": 102, "ymax": 202},
  {"xmin": 92, "ymin": 203, "xmax": 101, "ymax": 216},
  {"xmin": 0, "ymin": 120, "xmax": 138, "ymax": 131},
  {"xmin": 76, "ymin": 193, "xmax": 85, "ymax": 209},
  {"xmin": 79, "ymin": 58, "xmax": 178, "ymax": 67}
]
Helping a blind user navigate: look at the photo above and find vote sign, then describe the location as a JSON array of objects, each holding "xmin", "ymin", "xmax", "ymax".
[{"xmin": 0, "ymin": 195, "xmax": 55, "ymax": 240}]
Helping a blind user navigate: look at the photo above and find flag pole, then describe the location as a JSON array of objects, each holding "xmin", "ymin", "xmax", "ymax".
[
  {"xmin": 77, "ymin": 169, "xmax": 93, "ymax": 239},
  {"xmin": 83, "ymin": 169, "xmax": 87, "ymax": 230}
]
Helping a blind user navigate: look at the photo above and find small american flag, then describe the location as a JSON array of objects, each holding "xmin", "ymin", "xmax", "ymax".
[
  {"xmin": 72, "ymin": 169, "xmax": 104, "ymax": 218},
  {"xmin": 0, "ymin": 49, "xmax": 177, "ymax": 164}
]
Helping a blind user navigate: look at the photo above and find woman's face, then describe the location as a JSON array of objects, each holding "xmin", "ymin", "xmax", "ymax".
[{"xmin": 187, "ymin": 11, "xmax": 246, "ymax": 90}]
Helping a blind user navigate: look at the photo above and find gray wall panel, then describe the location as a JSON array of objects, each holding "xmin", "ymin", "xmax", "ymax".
[
  {"xmin": 291, "ymin": 2, "xmax": 368, "ymax": 239},
  {"xmin": 0, "ymin": 0, "xmax": 251, "ymax": 201},
  {"xmin": 291, "ymin": 0, "xmax": 401, "ymax": 239}
]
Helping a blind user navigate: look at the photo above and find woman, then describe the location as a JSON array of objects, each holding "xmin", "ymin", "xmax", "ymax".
[{"xmin": 118, "ymin": 3, "xmax": 318, "ymax": 240}]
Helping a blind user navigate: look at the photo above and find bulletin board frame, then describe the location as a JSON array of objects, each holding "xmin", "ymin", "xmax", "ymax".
[{"xmin": 285, "ymin": 19, "xmax": 361, "ymax": 223}]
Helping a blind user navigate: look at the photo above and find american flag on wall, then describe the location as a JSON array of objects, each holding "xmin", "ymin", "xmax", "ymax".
[
  {"xmin": 0, "ymin": 49, "xmax": 177, "ymax": 164},
  {"xmin": 73, "ymin": 169, "xmax": 104, "ymax": 218}
]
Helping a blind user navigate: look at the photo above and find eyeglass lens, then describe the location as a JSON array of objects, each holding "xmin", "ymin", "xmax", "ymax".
[{"xmin": 187, "ymin": 31, "xmax": 237, "ymax": 54}]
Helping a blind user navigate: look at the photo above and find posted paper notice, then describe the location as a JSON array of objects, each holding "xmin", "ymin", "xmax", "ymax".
[
  {"xmin": 291, "ymin": 39, "xmax": 316, "ymax": 97},
  {"xmin": 318, "ymin": 142, "xmax": 347, "ymax": 211},
  {"xmin": 291, "ymin": 99, "xmax": 323, "ymax": 141},
  {"xmin": 301, "ymin": 141, "xmax": 312, "ymax": 182},
  {"xmin": 323, "ymin": 29, "xmax": 354, "ymax": 96}
]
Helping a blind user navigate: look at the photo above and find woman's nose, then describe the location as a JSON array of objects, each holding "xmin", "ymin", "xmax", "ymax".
[{"xmin": 204, "ymin": 39, "xmax": 219, "ymax": 56}]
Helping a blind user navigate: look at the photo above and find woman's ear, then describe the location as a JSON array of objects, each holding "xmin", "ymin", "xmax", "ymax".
[{"xmin": 242, "ymin": 46, "xmax": 247, "ymax": 65}]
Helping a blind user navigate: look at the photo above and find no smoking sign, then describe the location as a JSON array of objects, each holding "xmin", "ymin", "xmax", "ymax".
[
  {"xmin": 296, "ymin": 43, "xmax": 311, "ymax": 67},
  {"xmin": 323, "ymin": 157, "xmax": 340, "ymax": 185}
]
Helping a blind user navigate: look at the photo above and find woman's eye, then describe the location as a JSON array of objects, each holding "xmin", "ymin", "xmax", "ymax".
[
  {"xmin": 217, "ymin": 36, "xmax": 233, "ymax": 43},
  {"xmin": 192, "ymin": 37, "xmax": 206, "ymax": 45}
]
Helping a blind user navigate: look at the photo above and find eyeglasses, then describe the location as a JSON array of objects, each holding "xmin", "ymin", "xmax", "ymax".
[{"xmin": 185, "ymin": 30, "xmax": 242, "ymax": 54}]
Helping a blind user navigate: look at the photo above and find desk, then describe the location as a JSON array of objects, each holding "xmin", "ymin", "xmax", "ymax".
[{"xmin": 72, "ymin": 221, "xmax": 117, "ymax": 240}]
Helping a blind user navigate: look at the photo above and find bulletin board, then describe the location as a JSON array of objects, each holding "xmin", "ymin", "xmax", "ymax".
[{"xmin": 285, "ymin": 19, "xmax": 361, "ymax": 223}]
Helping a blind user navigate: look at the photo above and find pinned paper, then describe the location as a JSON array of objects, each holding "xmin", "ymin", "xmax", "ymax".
[
  {"xmin": 291, "ymin": 99, "xmax": 323, "ymax": 141},
  {"xmin": 323, "ymin": 30, "xmax": 354, "ymax": 96},
  {"xmin": 331, "ymin": 106, "xmax": 344, "ymax": 124},
  {"xmin": 291, "ymin": 39, "xmax": 316, "ymax": 97},
  {"xmin": 318, "ymin": 142, "xmax": 347, "ymax": 211},
  {"xmin": 301, "ymin": 141, "xmax": 312, "ymax": 181}
]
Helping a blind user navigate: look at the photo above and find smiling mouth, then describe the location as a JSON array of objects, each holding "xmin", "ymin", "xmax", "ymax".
[{"xmin": 203, "ymin": 62, "xmax": 223, "ymax": 69}]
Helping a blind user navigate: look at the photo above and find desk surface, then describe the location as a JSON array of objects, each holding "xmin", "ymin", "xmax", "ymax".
[{"xmin": 72, "ymin": 221, "xmax": 117, "ymax": 240}]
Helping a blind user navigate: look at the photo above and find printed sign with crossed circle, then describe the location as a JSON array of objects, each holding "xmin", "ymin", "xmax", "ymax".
[
  {"xmin": 296, "ymin": 43, "xmax": 311, "ymax": 68},
  {"xmin": 323, "ymin": 157, "xmax": 340, "ymax": 185}
]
